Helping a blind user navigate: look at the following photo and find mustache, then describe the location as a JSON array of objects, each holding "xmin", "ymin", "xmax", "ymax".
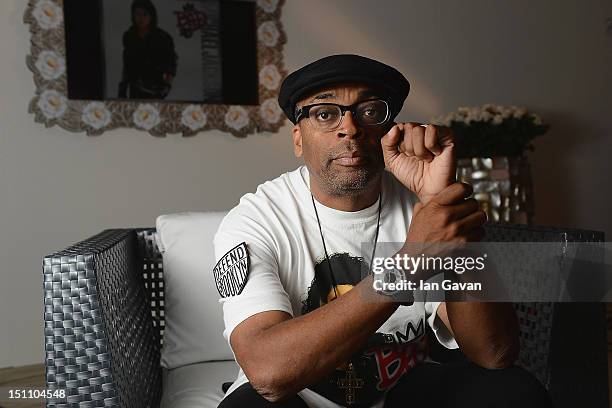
[{"xmin": 328, "ymin": 143, "xmax": 375, "ymax": 160}]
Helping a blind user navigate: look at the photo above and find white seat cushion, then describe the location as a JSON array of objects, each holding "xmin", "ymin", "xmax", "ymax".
[
  {"xmin": 161, "ymin": 360, "xmax": 240, "ymax": 408},
  {"xmin": 155, "ymin": 211, "xmax": 232, "ymax": 368}
]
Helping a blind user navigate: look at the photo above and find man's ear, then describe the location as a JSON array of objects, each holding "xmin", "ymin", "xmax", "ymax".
[{"xmin": 292, "ymin": 124, "xmax": 303, "ymax": 158}]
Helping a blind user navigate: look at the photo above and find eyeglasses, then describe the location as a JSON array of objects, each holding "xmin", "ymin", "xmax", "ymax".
[{"xmin": 295, "ymin": 99, "xmax": 390, "ymax": 132}]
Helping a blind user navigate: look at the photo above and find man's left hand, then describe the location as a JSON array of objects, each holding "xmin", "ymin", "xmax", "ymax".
[{"xmin": 381, "ymin": 122, "xmax": 456, "ymax": 204}]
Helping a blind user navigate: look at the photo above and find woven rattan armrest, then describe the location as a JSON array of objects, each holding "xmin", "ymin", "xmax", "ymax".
[
  {"xmin": 481, "ymin": 223, "xmax": 606, "ymax": 406},
  {"xmin": 43, "ymin": 229, "xmax": 162, "ymax": 408}
]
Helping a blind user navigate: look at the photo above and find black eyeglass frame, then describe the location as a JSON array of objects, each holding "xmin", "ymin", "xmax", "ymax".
[{"xmin": 294, "ymin": 99, "xmax": 391, "ymax": 130}]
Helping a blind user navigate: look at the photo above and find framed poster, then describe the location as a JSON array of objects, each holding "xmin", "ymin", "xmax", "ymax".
[{"xmin": 25, "ymin": 0, "xmax": 287, "ymax": 137}]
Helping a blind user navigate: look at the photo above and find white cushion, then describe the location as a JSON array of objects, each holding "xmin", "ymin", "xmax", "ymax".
[
  {"xmin": 161, "ymin": 360, "xmax": 239, "ymax": 408},
  {"xmin": 155, "ymin": 211, "xmax": 232, "ymax": 369}
]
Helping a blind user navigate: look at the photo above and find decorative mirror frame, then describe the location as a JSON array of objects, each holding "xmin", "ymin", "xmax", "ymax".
[{"xmin": 24, "ymin": 0, "xmax": 287, "ymax": 138}]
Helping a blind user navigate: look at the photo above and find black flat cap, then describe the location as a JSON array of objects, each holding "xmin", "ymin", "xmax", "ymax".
[{"xmin": 278, "ymin": 54, "xmax": 410, "ymax": 124}]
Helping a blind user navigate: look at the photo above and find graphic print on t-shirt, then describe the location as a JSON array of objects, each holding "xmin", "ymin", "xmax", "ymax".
[
  {"xmin": 213, "ymin": 242, "xmax": 250, "ymax": 298},
  {"xmin": 301, "ymin": 252, "xmax": 366, "ymax": 313},
  {"xmin": 302, "ymin": 252, "xmax": 428, "ymax": 407}
]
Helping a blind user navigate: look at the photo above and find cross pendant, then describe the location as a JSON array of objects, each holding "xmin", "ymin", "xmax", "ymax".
[{"xmin": 337, "ymin": 362, "xmax": 364, "ymax": 405}]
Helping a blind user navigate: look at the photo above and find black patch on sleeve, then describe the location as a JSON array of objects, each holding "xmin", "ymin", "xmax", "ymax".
[{"xmin": 213, "ymin": 242, "xmax": 250, "ymax": 298}]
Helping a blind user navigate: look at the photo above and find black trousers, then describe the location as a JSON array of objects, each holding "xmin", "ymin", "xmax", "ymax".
[{"xmin": 217, "ymin": 361, "xmax": 554, "ymax": 408}]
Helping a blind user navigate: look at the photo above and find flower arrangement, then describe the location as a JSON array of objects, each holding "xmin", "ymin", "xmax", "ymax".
[{"xmin": 433, "ymin": 104, "xmax": 549, "ymax": 158}]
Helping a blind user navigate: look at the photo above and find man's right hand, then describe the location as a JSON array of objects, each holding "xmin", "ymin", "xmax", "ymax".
[{"xmin": 406, "ymin": 182, "xmax": 486, "ymax": 248}]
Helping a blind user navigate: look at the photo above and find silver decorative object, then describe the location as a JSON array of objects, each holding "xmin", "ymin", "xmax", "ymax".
[{"xmin": 457, "ymin": 156, "xmax": 534, "ymax": 224}]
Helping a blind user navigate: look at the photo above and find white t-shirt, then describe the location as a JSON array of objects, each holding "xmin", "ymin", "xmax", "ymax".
[{"xmin": 213, "ymin": 166, "xmax": 458, "ymax": 407}]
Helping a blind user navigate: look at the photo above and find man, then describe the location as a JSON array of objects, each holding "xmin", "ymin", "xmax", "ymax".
[
  {"xmin": 213, "ymin": 55, "xmax": 553, "ymax": 407},
  {"xmin": 118, "ymin": 0, "xmax": 177, "ymax": 99}
]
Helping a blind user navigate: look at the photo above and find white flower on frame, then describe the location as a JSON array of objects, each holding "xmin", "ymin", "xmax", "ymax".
[
  {"xmin": 225, "ymin": 106, "xmax": 249, "ymax": 131},
  {"xmin": 133, "ymin": 104, "xmax": 161, "ymax": 130},
  {"xmin": 33, "ymin": 0, "xmax": 63, "ymax": 30},
  {"xmin": 257, "ymin": 21, "xmax": 280, "ymax": 47},
  {"xmin": 35, "ymin": 50, "xmax": 66, "ymax": 80},
  {"xmin": 37, "ymin": 89, "xmax": 67, "ymax": 119},
  {"xmin": 181, "ymin": 105, "xmax": 207, "ymax": 131},
  {"xmin": 260, "ymin": 98, "xmax": 283, "ymax": 124},
  {"xmin": 257, "ymin": 0, "xmax": 279, "ymax": 13},
  {"xmin": 259, "ymin": 65, "xmax": 282, "ymax": 91},
  {"xmin": 82, "ymin": 102, "xmax": 111, "ymax": 130}
]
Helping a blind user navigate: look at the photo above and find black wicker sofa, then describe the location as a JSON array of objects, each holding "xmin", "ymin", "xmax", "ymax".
[{"xmin": 42, "ymin": 223, "xmax": 608, "ymax": 407}]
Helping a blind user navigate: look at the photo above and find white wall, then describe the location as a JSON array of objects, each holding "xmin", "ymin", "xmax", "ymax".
[{"xmin": 1, "ymin": 0, "xmax": 610, "ymax": 367}]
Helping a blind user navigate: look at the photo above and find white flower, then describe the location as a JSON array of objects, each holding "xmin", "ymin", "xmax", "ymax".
[
  {"xmin": 33, "ymin": 0, "xmax": 63, "ymax": 30},
  {"xmin": 225, "ymin": 106, "xmax": 249, "ymax": 131},
  {"xmin": 492, "ymin": 115, "xmax": 504, "ymax": 125},
  {"xmin": 35, "ymin": 50, "xmax": 65, "ymax": 80},
  {"xmin": 257, "ymin": 0, "xmax": 279, "ymax": 13},
  {"xmin": 37, "ymin": 89, "xmax": 67, "ymax": 119},
  {"xmin": 483, "ymin": 103, "xmax": 495, "ymax": 112},
  {"xmin": 133, "ymin": 104, "xmax": 161, "ymax": 130},
  {"xmin": 512, "ymin": 107, "xmax": 527, "ymax": 119},
  {"xmin": 257, "ymin": 21, "xmax": 280, "ymax": 47},
  {"xmin": 82, "ymin": 102, "xmax": 111, "ymax": 130},
  {"xmin": 480, "ymin": 111, "xmax": 493, "ymax": 122},
  {"xmin": 465, "ymin": 107, "xmax": 481, "ymax": 123},
  {"xmin": 431, "ymin": 114, "xmax": 448, "ymax": 126},
  {"xmin": 259, "ymin": 65, "xmax": 282, "ymax": 91},
  {"xmin": 449, "ymin": 112, "xmax": 462, "ymax": 123},
  {"xmin": 443, "ymin": 104, "xmax": 542, "ymax": 127},
  {"xmin": 531, "ymin": 114, "xmax": 543, "ymax": 125},
  {"xmin": 260, "ymin": 98, "xmax": 283, "ymax": 124},
  {"xmin": 181, "ymin": 105, "xmax": 207, "ymax": 131},
  {"xmin": 500, "ymin": 107, "xmax": 513, "ymax": 119}
]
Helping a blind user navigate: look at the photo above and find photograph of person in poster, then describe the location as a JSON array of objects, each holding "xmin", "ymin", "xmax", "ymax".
[
  {"xmin": 118, "ymin": 0, "xmax": 178, "ymax": 99},
  {"xmin": 103, "ymin": 0, "xmax": 223, "ymax": 102}
]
